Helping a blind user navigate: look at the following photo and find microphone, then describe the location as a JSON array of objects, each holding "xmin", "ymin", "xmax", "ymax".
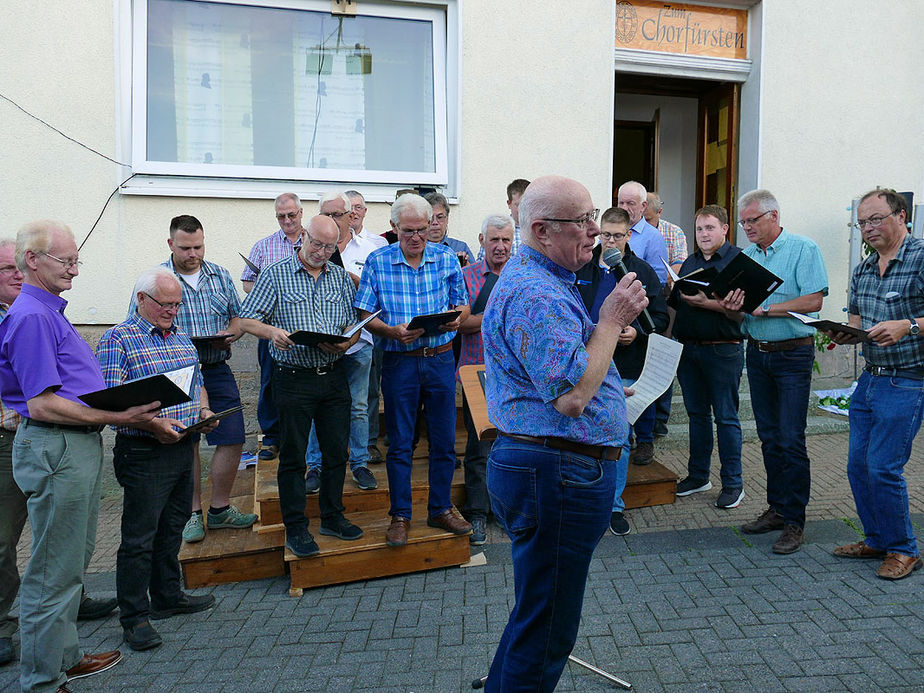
[{"xmin": 601, "ymin": 247, "xmax": 656, "ymax": 334}]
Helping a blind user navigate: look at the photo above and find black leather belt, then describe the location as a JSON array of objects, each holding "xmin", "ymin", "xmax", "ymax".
[
  {"xmin": 864, "ymin": 364, "xmax": 924, "ymax": 379},
  {"xmin": 24, "ymin": 418, "xmax": 104, "ymax": 434},
  {"xmin": 501, "ymin": 433, "xmax": 621, "ymax": 461},
  {"xmin": 748, "ymin": 336, "xmax": 813, "ymax": 352},
  {"xmin": 275, "ymin": 361, "xmax": 339, "ymax": 376}
]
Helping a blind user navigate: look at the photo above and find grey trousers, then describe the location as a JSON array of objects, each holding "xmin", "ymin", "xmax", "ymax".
[
  {"xmin": 13, "ymin": 422, "xmax": 103, "ymax": 693},
  {"xmin": 0, "ymin": 427, "xmax": 27, "ymax": 639}
]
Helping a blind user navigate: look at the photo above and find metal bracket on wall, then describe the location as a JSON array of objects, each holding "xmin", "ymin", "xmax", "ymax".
[{"xmin": 331, "ymin": 0, "xmax": 357, "ymax": 16}]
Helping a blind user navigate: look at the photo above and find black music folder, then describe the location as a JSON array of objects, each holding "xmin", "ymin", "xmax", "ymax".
[
  {"xmin": 288, "ymin": 310, "xmax": 381, "ymax": 347},
  {"xmin": 706, "ymin": 253, "xmax": 783, "ymax": 313},
  {"xmin": 407, "ymin": 310, "xmax": 462, "ymax": 336},
  {"xmin": 79, "ymin": 365, "xmax": 195, "ymax": 411},
  {"xmin": 787, "ymin": 312, "xmax": 872, "ymax": 342},
  {"xmin": 239, "ymin": 253, "xmax": 260, "ymax": 275},
  {"xmin": 178, "ymin": 405, "xmax": 245, "ymax": 440}
]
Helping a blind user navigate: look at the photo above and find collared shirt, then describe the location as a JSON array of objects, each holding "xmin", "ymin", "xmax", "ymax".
[
  {"xmin": 339, "ymin": 232, "xmax": 380, "ymax": 353},
  {"xmin": 354, "ymin": 242, "xmax": 468, "ymax": 352},
  {"xmin": 671, "ymin": 241, "xmax": 744, "ymax": 343},
  {"xmin": 239, "ymin": 254, "xmax": 357, "ymax": 368},
  {"xmin": 657, "ymin": 218, "xmax": 688, "ymax": 266},
  {"xmin": 477, "ymin": 225, "xmax": 522, "ymax": 261},
  {"xmin": 482, "ymin": 246, "xmax": 627, "ymax": 447},
  {"xmin": 458, "ymin": 259, "xmax": 497, "ymax": 371},
  {"xmin": 128, "ymin": 258, "xmax": 241, "ymax": 365},
  {"xmin": 850, "ymin": 234, "xmax": 924, "ymax": 369},
  {"xmin": 740, "ymin": 229, "xmax": 829, "ymax": 342},
  {"xmin": 434, "ymin": 235, "xmax": 475, "ymax": 264},
  {"xmin": 96, "ymin": 312, "xmax": 203, "ymax": 437},
  {"xmin": 240, "ymin": 228, "xmax": 304, "ymax": 282},
  {"xmin": 628, "ymin": 217, "xmax": 669, "ymax": 284},
  {"xmin": 0, "ymin": 284, "xmax": 106, "ymax": 419},
  {"xmin": 357, "ymin": 225, "xmax": 388, "ymax": 249},
  {"xmin": 0, "ymin": 304, "xmax": 20, "ymax": 431}
]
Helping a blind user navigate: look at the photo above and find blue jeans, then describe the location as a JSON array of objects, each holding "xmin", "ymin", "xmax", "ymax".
[
  {"xmin": 257, "ymin": 338, "xmax": 280, "ymax": 447},
  {"xmin": 380, "ymin": 350, "xmax": 456, "ymax": 519},
  {"xmin": 847, "ymin": 371, "xmax": 924, "ymax": 556},
  {"xmin": 746, "ymin": 343, "xmax": 814, "ymax": 527},
  {"xmin": 611, "ymin": 444, "xmax": 629, "ymax": 513},
  {"xmin": 677, "ymin": 342, "xmax": 744, "ymax": 489},
  {"xmin": 306, "ymin": 342, "xmax": 373, "ymax": 471},
  {"xmin": 367, "ymin": 346, "xmax": 383, "ymax": 447},
  {"xmin": 486, "ymin": 436, "xmax": 617, "ymax": 692}
]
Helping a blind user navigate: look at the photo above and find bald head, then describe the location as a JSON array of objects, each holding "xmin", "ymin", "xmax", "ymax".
[
  {"xmin": 301, "ymin": 215, "xmax": 339, "ymax": 269},
  {"xmin": 519, "ymin": 175, "xmax": 599, "ymax": 271}
]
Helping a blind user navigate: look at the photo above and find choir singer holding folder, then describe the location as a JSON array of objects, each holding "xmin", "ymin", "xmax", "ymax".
[{"xmin": 97, "ymin": 267, "xmax": 219, "ymax": 652}]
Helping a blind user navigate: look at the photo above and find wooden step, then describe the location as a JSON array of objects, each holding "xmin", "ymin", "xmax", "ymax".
[
  {"xmin": 623, "ymin": 460, "xmax": 677, "ymax": 510},
  {"xmin": 255, "ymin": 455, "xmax": 466, "ymax": 527},
  {"xmin": 286, "ymin": 506, "xmax": 471, "ymax": 591}
]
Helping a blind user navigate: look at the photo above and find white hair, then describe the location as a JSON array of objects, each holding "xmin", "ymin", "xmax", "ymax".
[
  {"xmin": 16, "ymin": 220, "xmax": 73, "ymax": 271},
  {"xmin": 481, "ymin": 214, "xmax": 515, "ymax": 236},
  {"xmin": 274, "ymin": 192, "xmax": 302, "ymax": 210},
  {"xmin": 618, "ymin": 180, "xmax": 647, "ymax": 203},
  {"xmin": 133, "ymin": 267, "xmax": 181, "ymax": 297},
  {"xmin": 391, "ymin": 194, "xmax": 432, "ymax": 225},
  {"xmin": 318, "ymin": 191, "xmax": 352, "ymax": 212},
  {"xmin": 738, "ymin": 189, "xmax": 780, "ymax": 216}
]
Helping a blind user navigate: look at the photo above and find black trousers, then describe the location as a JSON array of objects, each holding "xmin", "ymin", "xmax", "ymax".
[
  {"xmin": 272, "ymin": 362, "xmax": 350, "ymax": 533},
  {"xmin": 113, "ymin": 434, "xmax": 193, "ymax": 628},
  {"xmin": 462, "ymin": 392, "xmax": 491, "ymax": 519}
]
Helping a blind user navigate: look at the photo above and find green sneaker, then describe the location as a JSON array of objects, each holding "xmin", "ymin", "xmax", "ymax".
[
  {"xmin": 208, "ymin": 505, "xmax": 258, "ymax": 530},
  {"xmin": 182, "ymin": 513, "xmax": 205, "ymax": 543}
]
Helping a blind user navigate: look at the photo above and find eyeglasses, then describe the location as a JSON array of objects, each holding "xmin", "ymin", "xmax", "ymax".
[
  {"xmin": 351, "ymin": 204, "xmax": 366, "ymax": 212},
  {"xmin": 737, "ymin": 210, "xmax": 772, "ymax": 228},
  {"xmin": 853, "ymin": 211, "xmax": 899, "ymax": 230},
  {"xmin": 431, "ymin": 213, "xmax": 448, "ymax": 223},
  {"xmin": 40, "ymin": 252, "xmax": 83, "ymax": 270},
  {"xmin": 276, "ymin": 211, "xmax": 301, "ymax": 221},
  {"xmin": 398, "ymin": 227, "xmax": 429, "ymax": 237},
  {"xmin": 599, "ymin": 231, "xmax": 627, "ymax": 241},
  {"xmin": 320, "ymin": 210, "xmax": 351, "ymax": 219},
  {"xmin": 542, "ymin": 208, "xmax": 601, "ymax": 229},
  {"xmin": 306, "ymin": 235, "xmax": 337, "ymax": 253},
  {"xmin": 143, "ymin": 292, "xmax": 182, "ymax": 311}
]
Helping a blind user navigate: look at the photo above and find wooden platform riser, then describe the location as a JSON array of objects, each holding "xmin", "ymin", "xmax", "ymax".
[{"xmin": 182, "ymin": 548, "xmax": 285, "ymax": 589}]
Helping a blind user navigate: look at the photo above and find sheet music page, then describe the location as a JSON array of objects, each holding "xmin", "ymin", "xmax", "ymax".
[
  {"xmin": 625, "ymin": 334, "xmax": 684, "ymax": 424},
  {"xmin": 163, "ymin": 365, "xmax": 197, "ymax": 396}
]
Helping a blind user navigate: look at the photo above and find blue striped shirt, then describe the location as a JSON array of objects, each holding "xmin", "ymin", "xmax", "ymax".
[
  {"xmin": 740, "ymin": 230, "xmax": 829, "ymax": 341},
  {"xmin": 96, "ymin": 313, "xmax": 203, "ymax": 437},
  {"xmin": 239, "ymin": 253, "xmax": 357, "ymax": 368},
  {"xmin": 128, "ymin": 258, "xmax": 241, "ymax": 365},
  {"xmin": 241, "ymin": 228, "xmax": 304, "ymax": 282},
  {"xmin": 354, "ymin": 242, "xmax": 468, "ymax": 352}
]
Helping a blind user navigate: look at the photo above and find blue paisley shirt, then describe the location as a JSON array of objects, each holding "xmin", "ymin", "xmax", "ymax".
[{"xmin": 482, "ymin": 245, "xmax": 628, "ymax": 446}]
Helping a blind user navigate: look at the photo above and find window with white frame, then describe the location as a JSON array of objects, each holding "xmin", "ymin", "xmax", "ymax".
[{"xmin": 132, "ymin": 0, "xmax": 450, "ymax": 186}]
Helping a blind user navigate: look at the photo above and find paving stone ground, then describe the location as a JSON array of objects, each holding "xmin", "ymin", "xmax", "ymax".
[{"xmin": 4, "ymin": 417, "xmax": 924, "ymax": 691}]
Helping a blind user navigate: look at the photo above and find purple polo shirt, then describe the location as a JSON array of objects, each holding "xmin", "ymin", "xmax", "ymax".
[{"xmin": 0, "ymin": 284, "xmax": 106, "ymax": 418}]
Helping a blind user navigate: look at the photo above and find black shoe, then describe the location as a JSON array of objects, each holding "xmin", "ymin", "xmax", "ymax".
[
  {"xmin": 609, "ymin": 511, "xmax": 631, "ymax": 536},
  {"xmin": 675, "ymin": 477, "xmax": 712, "ymax": 497},
  {"xmin": 653, "ymin": 422, "xmax": 669, "ymax": 438},
  {"xmin": 150, "ymin": 593, "xmax": 215, "ymax": 620},
  {"xmin": 0, "ymin": 636, "xmax": 13, "ymax": 666},
  {"xmin": 123, "ymin": 620, "xmax": 162, "ymax": 651},
  {"xmin": 77, "ymin": 595, "xmax": 118, "ymax": 621},
  {"xmin": 319, "ymin": 516, "xmax": 364, "ymax": 541},
  {"xmin": 285, "ymin": 529, "xmax": 320, "ymax": 558},
  {"xmin": 741, "ymin": 507, "xmax": 785, "ymax": 534},
  {"xmin": 715, "ymin": 487, "xmax": 745, "ymax": 509},
  {"xmin": 367, "ymin": 446, "xmax": 384, "ymax": 464},
  {"xmin": 258, "ymin": 444, "xmax": 278, "ymax": 461},
  {"xmin": 352, "ymin": 466, "xmax": 378, "ymax": 490},
  {"xmin": 470, "ymin": 517, "xmax": 487, "ymax": 546},
  {"xmin": 630, "ymin": 441, "xmax": 654, "ymax": 465},
  {"xmin": 305, "ymin": 468, "xmax": 320, "ymax": 494},
  {"xmin": 772, "ymin": 524, "xmax": 804, "ymax": 554}
]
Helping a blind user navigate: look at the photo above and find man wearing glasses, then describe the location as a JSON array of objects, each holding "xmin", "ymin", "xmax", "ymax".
[
  {"xmin": 424, "ymin": 191, "xmax": 475, "ymax": 267},
  {"xmin": 98, "ymin": 267, "xmax": 219, "ymax": 651},
  {"xmin": 824, "ymin": 189, "xmax": 924, "ymax": 580},
  {"xmin": 0, "ymin": 221, "xmax": 162, "ymax": 691},
  {"xmin": 355, "ymin": 193, "xmax": 471, "ymax": 547},
  {"xmin": 481, "ymin": 176, "xmax": 648, "ymax": 690},
  {"xmin": 304, "ymin": 192, "xmax": 380, "ymax": 494},
  {"xmin": 724, "ymin": 189, "xmax": 828, "ymax": 555},
  {"xmin": 242, "ymin": 193, "xmax": 307, "ymax": 462},
  {"xmin": 616, "ymin": 180, "xmax": 670, "ymax": 285},
  {"xmin": 346, "ymin": 190, "xmax": 387, "ymax": 249},
  {"xmin": 239, "ymin": 215, "xmax": 364, "ymax": 558}
]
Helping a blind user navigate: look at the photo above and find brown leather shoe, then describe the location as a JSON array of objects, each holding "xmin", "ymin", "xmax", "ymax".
[
  {"xmin": 876, "ymin": 553, "xmax": 923, "ymax": 580},
  {"xmin": 427, "ymin": 509, "xmax": 472, "ymax": 535},
  {"xmin": 833, "ymin": 541, "xmax": 886, "ymax": 559},
  {"xmin": 741, "ymin": 507, "xmax": 785, "ymax": 534},
  {"xmin": 385, "ymin": 516, "xmax": 410, "ymax": 547},
  {"xmin": 772, "ymin": 524, "xmax": 804, "ymax": 554},
  {"xmin": 66, "ymin": 650, "xmax": 122, "ymax": 680}
]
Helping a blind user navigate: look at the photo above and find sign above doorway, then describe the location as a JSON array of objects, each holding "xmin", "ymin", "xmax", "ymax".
[{"xmin": 615, "ymin": 1, "xmax": 748, "ymax": 60}]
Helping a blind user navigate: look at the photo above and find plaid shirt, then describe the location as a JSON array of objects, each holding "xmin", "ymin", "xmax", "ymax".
[
  {"xmin": 127, "ymin": 258, "xmax": 241, "ymax": 365},
  {"xmin": 0, "ymin": 304, "xmax": 19, "ymax": 431},
  {"xmin": 354, "ymin": 242, "xmax": 468, "ymax": 352},
  {"xmin": 457, "ymin": 260, "xmax": 496, "ymax": 371},
  {"xmin": 658, "ymin": 218, "xmax": 688, "ymax": 266},
  {"xmin": 851, "ymin": 234, "xmax": 924, "ymax": 369},
  {"xmin": 241, "ymin": 228, "xmax": 304, "ymax": 282},
  {"xmin": 96, "ymin": 312, "xmax": 203, "ymax": 438},
  {"xmin": 239, "ymin": 254, "xmax": 357, "ymax": 368}
]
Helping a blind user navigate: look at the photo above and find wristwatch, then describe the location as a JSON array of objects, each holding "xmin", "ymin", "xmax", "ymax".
[
  {"xmin": 909, "ymin": 319, "xmax": 920, "ymax": 336},
  {"xmin": 761, "ymin": 304, "xmax": 770, "ymax": 317}
]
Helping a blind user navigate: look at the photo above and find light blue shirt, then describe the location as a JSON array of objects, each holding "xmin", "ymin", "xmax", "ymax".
[
  {"xmin": 628, "ymin": 218, "xmax": 669, "ymax": 284},
  {"xmin": 740, "ymin": 229, "xmax": 829, "ymax": 341}
]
